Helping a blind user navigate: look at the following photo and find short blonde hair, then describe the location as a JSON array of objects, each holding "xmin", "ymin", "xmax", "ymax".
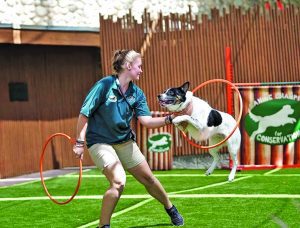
[{"xmin": 112, "ymin": 49, "xmax": 141, "ymax": 73}]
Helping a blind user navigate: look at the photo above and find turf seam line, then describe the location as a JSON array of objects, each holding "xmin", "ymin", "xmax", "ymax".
[
  {"xmin": 271, "ymin": 214, "xmax": 288, "ymax": 228},
  {"xmin": 65, "ymin": 173, "xmax": 300, "ymax": 177},
  {"xmin": 2, "ymin": 173, "xmax": 300, "ymax": 183},
  {"xmin": 264, "ymin": 168, "xmax": 282, "ymax": 175},
  {"xmin": 168, "ymin": 175, "xmax": 253, "ymax": 194},
  {"xmin": 2, "ymin": 194, "xmax": 300, "ymax": 202},
  {"xmin": 77, "ymin": 198, "xmax": 154, "ymax": 228}
]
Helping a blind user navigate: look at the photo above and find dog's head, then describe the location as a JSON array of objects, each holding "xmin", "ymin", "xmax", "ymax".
[
  {"xmin": 282, "ymin": 105, "xmax": 294, "ymax": 115},
  {"xmin": 157, "ymin": 82, "xmax": 190, "ymax": 112}
]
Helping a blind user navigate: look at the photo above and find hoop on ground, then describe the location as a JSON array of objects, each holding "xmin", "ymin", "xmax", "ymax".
[
  {"xmin": 39, "ymin": 133, "xmax": 82, "ymax": 205},
  {"xmin": 181, "ymin": 79, "xmax": 243, "ymax": 150}
]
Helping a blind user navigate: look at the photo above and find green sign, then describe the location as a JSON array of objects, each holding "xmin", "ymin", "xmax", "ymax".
[
  {"xmin": 245, "ymin": 98, "xmax": 300, "ymax": 145},
  {"xmin": 147, "ymin": 133, "xmax": 172, "ymax": 152}
]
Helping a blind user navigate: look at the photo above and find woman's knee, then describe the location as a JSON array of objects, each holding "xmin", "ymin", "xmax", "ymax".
[
  {"xmin": 103, "ymin": 162, "xmax": 126, "ymax": 193},
  {"xmin": 111, "ymin": 180, "xmax": 125, "ymax": 193}
]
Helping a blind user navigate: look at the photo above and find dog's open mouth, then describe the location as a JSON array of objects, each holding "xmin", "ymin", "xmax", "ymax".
[{"xmin": 158, "ymin": 99, "xmax": 175, "ymax": 106}]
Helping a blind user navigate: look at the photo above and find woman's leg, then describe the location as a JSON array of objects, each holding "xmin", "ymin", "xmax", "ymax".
[
  {"xmin": 127, "ymin": 160, "xmax": 172, "ymax": 209},
  {"xmin": 100, "ymin": 161, "xmax": 126, "ymax": 226},
  {"xmin": 88, "ymin": 144, "xmax": 126, "ymax": 227},
  {"xmin": 114, "ymin": 141, "xmax": 183, "ymax": 226}
]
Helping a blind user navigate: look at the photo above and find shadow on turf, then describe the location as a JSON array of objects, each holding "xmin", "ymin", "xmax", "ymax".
[{"xmin": 128, "ymin": 223, "xmax": 172, "ymax": 228}]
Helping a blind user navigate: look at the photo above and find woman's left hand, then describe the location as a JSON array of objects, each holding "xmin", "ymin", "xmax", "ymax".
[{"xmin": 73, "ymin": 143, "xmax": 84, "ymax": 160}]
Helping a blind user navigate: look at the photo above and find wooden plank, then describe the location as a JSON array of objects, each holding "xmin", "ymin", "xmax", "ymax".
[
  {"xmin": 0, "ymin": 29, "xmax": 13, "ymax": 43},
  {"xmin": 0, "ymin": 28, "xmax": 100, "ymax": 47}
]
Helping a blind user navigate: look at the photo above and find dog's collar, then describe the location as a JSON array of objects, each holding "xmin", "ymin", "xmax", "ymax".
[{"xmin": 173, "ymin": 101, "xmax": 193, "ymax": 116}]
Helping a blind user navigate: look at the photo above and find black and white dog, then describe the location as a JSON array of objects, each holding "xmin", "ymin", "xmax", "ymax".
[{"xmin": 158, "ymin": 82, "xmax": 241, "ymax": 182}]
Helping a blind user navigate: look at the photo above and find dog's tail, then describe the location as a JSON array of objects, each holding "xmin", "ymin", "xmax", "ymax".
[{"xmin": 248, "ymin": 109, "xmax": 262, "ymax": 122}]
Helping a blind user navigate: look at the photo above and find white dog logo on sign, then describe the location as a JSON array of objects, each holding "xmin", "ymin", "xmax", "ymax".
[
  {"xmin": 245, "ymin": 96, "xmax": 300, "ymax": 145},
  {"xmin": 147, "ymin": 133, "xmax": 172, "ymax": 153},
  {"xmin": 249, "ymin": 105, "xmax": 296, "ymax": 140}
]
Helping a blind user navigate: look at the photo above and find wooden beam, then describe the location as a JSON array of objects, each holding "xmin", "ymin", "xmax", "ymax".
[
  {"xmin": 0, "ymin": 29, "xmax": 14, "ymax": 43},
  {"xmin": 0, "ymin": 28, "xmax": 100, "ymax": 47}
]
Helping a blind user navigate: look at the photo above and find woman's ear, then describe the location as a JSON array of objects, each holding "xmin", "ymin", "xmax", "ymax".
[{"xmin": 126, "ymin": 63, "xmax": 132, "ymax": 70}]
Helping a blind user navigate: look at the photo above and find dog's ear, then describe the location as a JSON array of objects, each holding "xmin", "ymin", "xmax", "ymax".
[{"xmin": 180, "ymin": 82, "xmax": 190, "ymax": 93}]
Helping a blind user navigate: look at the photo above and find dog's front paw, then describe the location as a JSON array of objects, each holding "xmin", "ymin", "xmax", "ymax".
[{"xmin": 172, "ymin": 116, "xmax": 186, "ymax": 124}]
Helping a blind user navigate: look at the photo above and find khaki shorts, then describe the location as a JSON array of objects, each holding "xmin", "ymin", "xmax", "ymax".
[{"xmin": 88, "ymin": 140, "xmax": 145, "ymax": 170}]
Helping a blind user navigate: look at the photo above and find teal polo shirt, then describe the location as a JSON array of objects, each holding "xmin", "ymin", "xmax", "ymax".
[{"xmin": 80, "ymin": 75, "xmax": 151, "ymax": 147}]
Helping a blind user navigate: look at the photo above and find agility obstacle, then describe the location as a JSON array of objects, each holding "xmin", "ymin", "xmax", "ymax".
[{"xmin": 40, "ymin": 133, "xmax": 82, "ymax": 205}]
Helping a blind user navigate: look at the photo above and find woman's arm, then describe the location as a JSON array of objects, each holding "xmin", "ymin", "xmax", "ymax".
[
  {"xmin": 73, "ymin": 114, "xmax": 88, "ymax": 159},
  {"xmin": 76, "ymin": 114, "xmax": 88, "ymax": 141},
  {"xmin": 138, "ymin": 115, "xmax": 174, "ymax": 128}
]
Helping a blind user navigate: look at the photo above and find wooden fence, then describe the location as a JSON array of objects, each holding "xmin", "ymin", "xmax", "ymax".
[
  {"xmin": 100, "ymin": 7, "xmax": 299, "ymax": 111},
  {"xmin": 100, "ymin": 6, "xmax": 299, "ymax": 170}
]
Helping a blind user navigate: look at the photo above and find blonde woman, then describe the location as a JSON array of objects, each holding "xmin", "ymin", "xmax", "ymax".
[{"xmin": 73, "ymin": 49, "xmax": 184, "ymax": 228}]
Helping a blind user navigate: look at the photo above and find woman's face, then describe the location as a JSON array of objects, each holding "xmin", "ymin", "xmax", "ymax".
[{"xmin": 128, "ymin": 57, "xmax": 142, "ymax": 81}]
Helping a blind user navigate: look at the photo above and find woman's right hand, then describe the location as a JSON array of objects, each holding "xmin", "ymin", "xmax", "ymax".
[{"xmin": 73, "ymin": 143, "xmax": 84, "ymax": 160}]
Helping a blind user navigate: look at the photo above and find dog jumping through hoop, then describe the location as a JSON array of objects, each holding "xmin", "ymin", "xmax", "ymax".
[{"xmin": 158, "ymin": 82, "xmax": 241, "ymax": 182}]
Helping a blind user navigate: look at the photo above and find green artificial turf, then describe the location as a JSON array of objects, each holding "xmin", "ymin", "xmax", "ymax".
[{"xmin": 0, "ymin": 168, "xmax": 299, "ymax": 227}]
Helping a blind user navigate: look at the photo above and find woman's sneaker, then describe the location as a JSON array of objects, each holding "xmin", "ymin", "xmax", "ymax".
[{"xmin": 165, "ymin": 205, "xmax": 184, "ymax": 226}]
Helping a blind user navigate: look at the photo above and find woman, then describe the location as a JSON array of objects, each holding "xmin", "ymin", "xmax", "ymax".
[{"xmin": 73, "ymin": 49, "xmax": 184, "ymax": 228}]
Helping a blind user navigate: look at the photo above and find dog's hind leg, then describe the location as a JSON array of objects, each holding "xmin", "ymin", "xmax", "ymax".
[
  {"xmin": 205, "ymin": 137, "xmax": 222, "ymax": 176},
  {"xmin": 205, "ymin": 149, "xmax": 220, "ymax": 176},
  {"xmin": 228, "ymin": 152, "xmax": 238, "ymax": 182},
  {"xmin": 227, "ymin": 138, "xmax": 239, "ymax": 182}
]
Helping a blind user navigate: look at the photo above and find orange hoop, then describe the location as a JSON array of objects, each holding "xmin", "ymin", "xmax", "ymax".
[
  {"xmin": 39, "ymin": 133, "xmax": 82, "ymax": 205},
  {"xmin": 181, "ymin": 79, "xmax": 243, "ymax": 150}
]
